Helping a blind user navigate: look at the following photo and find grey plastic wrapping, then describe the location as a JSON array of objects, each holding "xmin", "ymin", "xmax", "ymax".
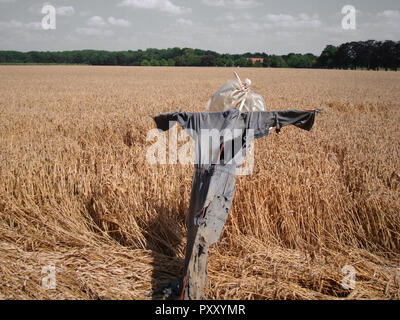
[{"xmin": 206, "ymin": 72, "xmax": 266, "ymax": 112}]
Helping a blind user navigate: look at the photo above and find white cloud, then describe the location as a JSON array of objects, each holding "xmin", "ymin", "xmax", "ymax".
[
  {"xmin": 80, "ymin": 11, "xmax": 90, "ymax": 17},
  {"xmin": 228, "ymin": 23, "xmax": 240, "ymax": 30},
  {"xmin": 264, "ymin": 14, "xmax": 294, "ymax": 23},
  {"xmin": 215, "ymin": 12, "xmax": 252, "ymax": 22},
  {"xmin": 28, "ymin": 3, "xmax": 74, "ymax": 16},
  {"xmin": 87, "ymin": 16, "xmax": 107, "ymax": 27},
  {"xmin": 275, "ymin": 30, "xmax": 296, "ymax": 38},
  {"xmin": 0, "ymin": 19, "xmax": 23, "ymax": 29},
  {"xmin": 118, "ymin": 0, "xmax": 191, "ymax": 15},
  {"xmin": 226, "ymin": 20, "xmax": 267, "ymax": 32},
  {"xmin": 248, "ymin": 21, "xmax": 262, "ymax": 31},
  {"xmin": 108, "ymin": 17, "xmax": 131, "ymax": 27},
  {"xmin": 76, "ymin": 27, "xmax": 114, "ymax": 37},
  {"xmin": 29, "ymin": 3, "xmax": 50, "ymax": 14},
  {"xmin": 264, "ymin": 13, "xmax": 321, "ymax": 28},
  {"xmin": 24, "ymin": 22, "xmax": 42, "ymax": 30},
  {"xmin": 0, "ymin": 20, "xmax": 43, "ymax": 30},
  {"xmin": 202, "ymin": 0, "xmax": 260, "ymax": 9},
  {"xmin": 202, "ymin": 0, "xmax": 225, "ymax": 6},
  {"xmin": 243, "ymin": 13, "xmax": 252, "ymax": 20},
  {"xmin": 56, "ymin": 6, "xmax": 75, "ymax": 16},
  {"xmin": 226, "ymin": 0, "xmax": 260, "ymax": 8},
  {"xmin": 377, "ymin": 10, "xmax": 400, "ymax": 19},
  {"xmin": 362, "ymin": 10, "xmax": 400, "ymax": 32},
  {"xmin": 221, "ymin": 12, "xmax": 322, "ymax": 38},
  {"xmin": 215, "ymin": 12, "xmax": 235, "ymax": 22},
  {"xmin": 77, "ymin": 16, "xmax": 131, "ymax": 37},
  {"xmin": 176, "ymin": 18, "xmax": 193, "ymax": 26}
]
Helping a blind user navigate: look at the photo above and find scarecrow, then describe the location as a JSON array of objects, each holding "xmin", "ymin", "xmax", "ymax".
[{"xmin": 149, "ymin": 73, "xmax": 321, "ymax": 300}]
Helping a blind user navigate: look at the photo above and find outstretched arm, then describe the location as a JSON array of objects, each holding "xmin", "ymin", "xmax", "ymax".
[
  {"xmin": 152, "ymin": 111, "xmax": 192, "ymax": 132},
  {"xmin": 246, "ymin": 109, "xmax": 320, "ymax": 138},
  {"xmin": 273, "ymin": 109, "xmax": 317, "ymax": 132},
  {"xmin": 152, "ymin": 110, "xmax": 233, "ymax": 136}
]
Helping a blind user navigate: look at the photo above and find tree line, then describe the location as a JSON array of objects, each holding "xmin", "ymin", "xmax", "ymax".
[
  {"xmin": 316, "ymin": 40, "xmax": 400, "ymax": 70},
  {"xmin": 0, "ymin": 40, "xmax": 398, "ymax": 70}
]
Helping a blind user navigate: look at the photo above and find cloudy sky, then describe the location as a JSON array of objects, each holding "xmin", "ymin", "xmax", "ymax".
[{"xmin": 0, "ymin": 0, "xmax": 399, "ymax": 55}]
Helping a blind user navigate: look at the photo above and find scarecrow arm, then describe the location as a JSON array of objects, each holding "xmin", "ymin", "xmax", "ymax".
[
  {"xmin": 152, "ymin": 111, "xmax": 230, "ymax": 134},
  {"xmin": 152, "ymin": 111, "xmax": 190, "ymax": 132},
  {"xmin": 273, "ymin": 109, "xmax": 317, "ymax": 133},
  {"xmin": 248, "ymin": 109, "xmax": 319, "ymax": 138}
]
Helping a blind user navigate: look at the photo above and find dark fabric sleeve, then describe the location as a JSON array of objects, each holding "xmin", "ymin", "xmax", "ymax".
[
  {"xmin": 152, "ymin": 111, "xmax": 204, "ymax": 140},
  {"xmin": 274, "ymin": 110, "xmax": 316, "ymax": 133},
  {"xmin": 153, "ymin": 111, "xmax": 228, "ymax": 132},
  {"xmin": 152, "ymin": 112, "xmax": 176, "ymax": 131},
  {"xmin": 152, "ymin": 111, "xmax": 190, "ymax": 131},
  {"xmin": 246, "ymin": 110, "xmax": 317, "ymax": 139}
]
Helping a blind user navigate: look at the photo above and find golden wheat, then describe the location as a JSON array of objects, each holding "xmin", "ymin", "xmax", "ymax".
[{"xmin": 0, "ymin": 66, "xmax": 399, "ymax": 300}]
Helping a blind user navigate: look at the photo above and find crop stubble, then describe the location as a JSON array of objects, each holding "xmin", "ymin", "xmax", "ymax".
[{"xmin": 0, "ymin": 66, "xmax": 399, "ymax": 299}]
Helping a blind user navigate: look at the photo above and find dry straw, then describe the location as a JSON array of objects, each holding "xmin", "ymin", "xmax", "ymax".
[{"xmin": 0, "ymin": 66, "xmax": 399, "ymax": 299}]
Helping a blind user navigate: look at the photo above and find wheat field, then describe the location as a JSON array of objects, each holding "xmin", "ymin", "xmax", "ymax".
[{"xmin": 0, "ymin": 65, "xmax": 399, "ymax": 300}]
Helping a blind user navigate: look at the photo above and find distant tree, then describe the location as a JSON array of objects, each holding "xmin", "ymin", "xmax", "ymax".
[
  {"xmin": 201, "ymin": 55, "xmax": 216, "ymax": 66},
  {"xmin": 335, "ymin": 42, "xmax": 360, "ymax": 69},
  {"xmin": 159, "ymin": 58, "xmax": 168, "ymax": 66},
  {"xmin": 378, "ymin": 40, "xmax": 397, "ymax": 71},
  {"xmin": 245, "ymin": 59, "xmax": 253, "ymax": 67},
  {"xmin": 270, "ymin": 55, "xmax": 287, "ymax": 68},
  {"xmin": 167, "ymin": 58, "xmax": 175, "ymax": 66},
  {"xmin": 286, "ymin": 54, "xmax": 300, "ymax": 68},
  {"xmin": 225, "ymin": 58, "xmax": 234, "ymax": 67},
  {"xmin": 234, "ymin": 57, "xmax": 247, "ymax": 67},
  {"xmin": 396, "ymin": 41, "xmax": 400, "ymax": 70},
  {"xmin": 316, "ymin": 45, "xmax": 338, "ymax": 68},
  {"xmin": 286, "ymin": 53, "xmax": 316, "ymax": 68},
  {"xmin": 262, "ymin": 57, "xmax": 270, "ymax": 67},
  {"xmin": 216, "ymin": 57, "xmax": 225, "ymax": 67},
  {"xmin": 116, "ymin": 52, "xmax": 128, "ymax": 65},
  {"xmin": 150, "ymin": 59, "xmax": 160, "ymax": 66},
  {"xmin": 175, "ymin": 48, "xmax": 201, "ymax": 66},
  {"xmin": 141, "ymin": 59, "xmax": 150, "ymax": 66},
  {"xmin": 0, "ymin": 42, "xmax": 398, "ymax": 70},
  {"xmin": 354, "ymin": 40, "xmax": 379, "ymax": 70},
  {"xmin": 174, "ymin": 55, "xmax": 184, "ymax": 66},
  {"xmin": 104, "ymin": 52, "xmax": 117, "ymax": 65}
]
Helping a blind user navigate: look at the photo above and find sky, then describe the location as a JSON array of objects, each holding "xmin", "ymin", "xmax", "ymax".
[{"xmin": 0, "ymin": 0, "xmax": 399, "ymax": 55}]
